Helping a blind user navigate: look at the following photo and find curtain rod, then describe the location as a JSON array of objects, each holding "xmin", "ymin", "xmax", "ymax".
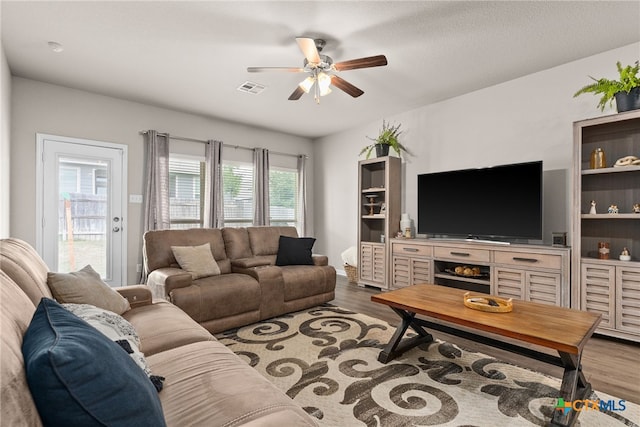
[{"xmin": 139, "ymin": 130, "xmax": 308, "ymax": 159}]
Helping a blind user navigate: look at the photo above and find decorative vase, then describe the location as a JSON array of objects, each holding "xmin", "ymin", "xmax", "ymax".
[
  {"xmin": 615, "ymin": 87, "xmax": 640, "ymax": 113},
  {"xmin": 375, "ymin": 144, "xmax": 389, "ymax": 157},
  {"xmin": 590, "ymin": 148, "xmax": 606, "ymax": 169}
]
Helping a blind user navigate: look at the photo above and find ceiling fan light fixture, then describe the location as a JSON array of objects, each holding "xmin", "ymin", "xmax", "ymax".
[
  {"xmin": 299, "ymin": 76, "xmax": 315, "ymax": 93},
  {"xmin": 317, "ymin": 73, "xmax": 332, "ymax": 96}
]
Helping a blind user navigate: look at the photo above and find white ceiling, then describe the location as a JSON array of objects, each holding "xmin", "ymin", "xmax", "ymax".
[{"xmin": 2, "ymin": 1, "xmax": 639, "ymax": 139}]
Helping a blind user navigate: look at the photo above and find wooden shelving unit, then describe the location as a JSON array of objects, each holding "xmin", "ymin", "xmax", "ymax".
[
  {"xmin": 572, "ymin": 110, "xmax": 640, "ymax": 342},
  {"xmin": 357, "ymin": 156, "xmax": 401, "ymax": 289}
]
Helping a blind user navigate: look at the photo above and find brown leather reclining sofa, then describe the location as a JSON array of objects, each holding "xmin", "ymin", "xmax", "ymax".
[
  {"xmin": 1, "ymin": 238, "xmax": 318, "ymax": 426},
  {"xmin": 144, "ymin": 226, "xmax": 337, "ymax": 333}
]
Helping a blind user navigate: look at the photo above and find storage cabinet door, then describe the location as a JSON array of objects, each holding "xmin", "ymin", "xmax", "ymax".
[
  {"xmin": 494, "ymin": 267, "xmax": 525, "ymax": 300},
  {"xmin": 526, "ymin": 271, "xmax": 561, "ymax": 306},
  {"xmin": 392, "ymin": 256, "xmax": 410, "ymax": 288},
  {"xmin": 581, "ymin": 263, "xmax": 615, "ymax": 329},
  {"xmin": 411, "ymin": 258, "xmax": 431, "ymax": 285},
  {"xmin": 616, "ymin": 266, "xmax": 640, "ymax": 335},
  {"xmin": 372, "ymin": 244, "xmax": 386, "ymax": 286},
  {"xmin": 360, "ymin": 243, "xmax": 373, "ymax": 282}
]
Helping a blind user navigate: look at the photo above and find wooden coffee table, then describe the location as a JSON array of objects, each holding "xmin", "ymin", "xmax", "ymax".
[{"xmin": 371, "ymin": 284, "xmax": 602, "ymax": 427}]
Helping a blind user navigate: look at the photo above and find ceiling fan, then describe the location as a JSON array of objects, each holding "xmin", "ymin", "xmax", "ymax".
[{"xmin": 247, "ymin": 37, "xmax": 388, "ymax": 103}]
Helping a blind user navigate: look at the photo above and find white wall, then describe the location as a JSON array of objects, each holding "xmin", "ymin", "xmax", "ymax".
[
  {"xmin": 0, "ymin": 44, "xmax": 11, "ymax": 238},
  {"xmin": 314, "ymin": 42, "xmax": 640, "ymax": 273},
  {"xmin": 10, "ymin": 78, "xmax": 314, "ymax": 283}
]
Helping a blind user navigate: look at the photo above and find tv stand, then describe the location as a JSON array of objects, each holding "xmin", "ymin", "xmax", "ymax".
[{"xmin": 390, "ymin": 238, "xmax": 570, "ymax": 307}]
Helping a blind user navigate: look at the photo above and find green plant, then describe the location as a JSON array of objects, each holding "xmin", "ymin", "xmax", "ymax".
[
  {"xmin": 359, "ymin": 120, "xmax": 409, "ymax": 159},
  {"xmin": 573, "ymin": 61, "xmax": 640, "ymax": 111}
]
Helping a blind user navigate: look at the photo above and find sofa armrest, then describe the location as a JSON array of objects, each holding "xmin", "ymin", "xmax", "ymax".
[
  {"xmin": 312, "ymin": 255, "xmax": 329, "ymax": 266},
  {"xmin": 147, "ymin": 268, "xmax": 192, "ymax": 300},
  {"xmin": 231, "ymin": 256, "xmax": 273, "ymax": 269},
  {"xmin": 115, "ymin": 285, "xmax": 152, "ymax": 309},
  {"xmin": 233, "ymin": 265, "xmax": 285, "ymax": 319}
]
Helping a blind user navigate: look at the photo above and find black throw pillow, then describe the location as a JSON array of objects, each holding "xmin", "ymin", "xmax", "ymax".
[{"xmin": 275, "ymin": 236, "xmax": 316, "ymax": 266}]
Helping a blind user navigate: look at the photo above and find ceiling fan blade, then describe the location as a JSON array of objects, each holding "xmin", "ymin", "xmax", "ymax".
[
  {"xmin": 331, "ymin": 75, "xmax": 364, "ymax": 98},
  {"xmin": 247, "ymin": 67, "xmax": 305, "ymax": 73},
  {"xmin": 296, "ymin": 37, "xmax": 321, "ymax": 64},
  {"xmin": 288, "ymin": 86, "xmax": 306, "ymax": 100},
  {"xmin": 334, "ymin": 55, "xmax": 388, "ymax": 71}
]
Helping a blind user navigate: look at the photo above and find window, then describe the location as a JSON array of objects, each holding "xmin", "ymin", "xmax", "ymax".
[
  {"xmin": 94, "ymin": 168, "xmax": 107, "ymax": 195},
  {"xmin": 169, "ymin": 157, "xmax": 204, "ymax": 229},
  {"xmin": 222, "ymin": 161, "xmax": 253, "ymax": 227},
  {"xmin": 167, "ymin": 154, "xmax": 303, "ymax": 231},
  {"xmin": 59, "ymin": 166, "xmax": 80, "ymax": 194},
  {"xmin": 269, "ymin": 167, "xmax": 299, "ymax": 228}
]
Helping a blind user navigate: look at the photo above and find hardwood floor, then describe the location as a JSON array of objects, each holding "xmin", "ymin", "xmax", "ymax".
[{"xmin": 332, "ymin": 276, "xmax": 640, "ymax": 405}]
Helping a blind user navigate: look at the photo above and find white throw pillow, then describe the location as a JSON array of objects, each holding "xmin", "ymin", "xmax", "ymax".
[{"xmin": 171, "ymin": 243, "xmax": 221, "ymax": 279}]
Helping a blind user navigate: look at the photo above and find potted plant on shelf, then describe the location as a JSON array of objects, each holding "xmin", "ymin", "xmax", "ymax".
[
  {"xmin": 360, "ymin": 120, "xmax": 409, "ymax": 159},
  {"xmin": 573, "ymin": 61, "xmax": 640, "ymax": 113}
]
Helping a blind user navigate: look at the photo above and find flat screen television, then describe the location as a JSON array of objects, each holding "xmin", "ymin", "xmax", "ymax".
[{"xmin": 417, "ymin": 161, "xmax": 543, "ymax": 242}]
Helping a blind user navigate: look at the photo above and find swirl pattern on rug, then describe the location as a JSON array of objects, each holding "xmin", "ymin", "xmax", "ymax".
[{"xmin": 216, "ymin": 304, "xmax": 639, "ymax": 427}]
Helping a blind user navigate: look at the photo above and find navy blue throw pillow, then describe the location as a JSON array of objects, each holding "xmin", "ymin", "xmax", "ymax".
[
  {"xmin": 275, "ymin": 236, "xmax": 316, "ymax": 266},
  {"xmin": 22, "ymin": 298, "xmax": 166, "ymax": 427}
]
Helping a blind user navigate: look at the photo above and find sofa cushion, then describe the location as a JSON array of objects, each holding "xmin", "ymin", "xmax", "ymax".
[
  {"xmin": 275, "ymin": 236, "xmax": 316, "ymax": 266},
  {"xmin": 47, "ymin": 264, "xmax": 130, "ymax": 314},
  {"xmin": 282, "ymin": 265, "xmax": 330, "ymax": 301},
  {"xmin": 144, "ymin": 228, "xmax": 230, "ymax": 274},
  {"xmin": 171, "ymin": 273, "xmax": 261, "ymax": 324},
  {"xmin": 222, "ymin": 227, "xmax": 253, "ymax": 259},
  {"xmin": 62, "ymin": 303, "xmax": 165, "ymax": 391},
  {"xmin": 146, "ymin": 341, "xmax": 316, "ymax": 426},
  {"xmin": 122, "ymin": 300, "xmax": 214, "ymax": 357},
  {"xmin": 248, "ymin": 226, "xmax": 298, "ymax": 256},
  {"xmin": 171, "ymin": 243, "xmax": 221, "ymax": 279},
  {"xmin": 22, "ymin": 298, "xmax": 166, "ymax": 427}
]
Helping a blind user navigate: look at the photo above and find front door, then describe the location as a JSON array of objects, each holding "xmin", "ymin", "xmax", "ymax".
[{"xmin": 36, "ymin": 134, "xmax": 127, "ymax": 286}]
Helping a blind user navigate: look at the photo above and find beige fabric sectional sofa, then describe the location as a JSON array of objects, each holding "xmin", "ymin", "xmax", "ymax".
[
  {"xmin": 0, "ymin": 238, "xmax": 318, "ymax": 426},
  {"xmin": 143, "ymin": 226, "xmax": 337, "ymax": 333}
]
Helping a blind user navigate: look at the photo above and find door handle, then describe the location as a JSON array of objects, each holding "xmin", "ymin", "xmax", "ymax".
[{"xmin": 113, "ymin": 227, "xmax": 120, "ymax": 232}]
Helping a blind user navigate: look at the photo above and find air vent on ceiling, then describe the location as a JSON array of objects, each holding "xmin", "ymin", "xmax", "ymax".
[{"xmin": 237, "ymin": 81, "xmax": 266, "ymax": 95}]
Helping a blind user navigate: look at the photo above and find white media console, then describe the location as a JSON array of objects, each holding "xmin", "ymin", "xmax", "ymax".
[{"xmin": 390, "ymin": 238, "xmax": 571, "ymax": 307}]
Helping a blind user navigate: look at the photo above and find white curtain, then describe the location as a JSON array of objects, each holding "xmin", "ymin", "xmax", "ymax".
[
  {"xmin": 204, "ymin": 140, "xmax": 224, "ymax": 228},
  {"xmin": 297, "ymin": 155, "xmax": 308, "ymax": 236},
  {"xmin": 140, "ymin": 130, "xmax": 170, "ymax": 283},
  {"xmin": 253, "ymin": 148, "xmax": 270, "ymax": 226}
]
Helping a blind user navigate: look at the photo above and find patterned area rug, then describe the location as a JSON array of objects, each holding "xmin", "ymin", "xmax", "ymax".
[{"xmin": 215, "ymin": 305, "xmax": 639, "ymax": 426}]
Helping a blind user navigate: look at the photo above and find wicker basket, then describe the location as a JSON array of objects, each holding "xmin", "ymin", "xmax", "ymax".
[{"xmin": 344, "ymin": 264, "xmax": 358, "ymax": 284}]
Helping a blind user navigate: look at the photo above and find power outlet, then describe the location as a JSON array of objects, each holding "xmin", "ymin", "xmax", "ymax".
[
  {"xmin": 129, "ymin": 194, "xmax": 143, "ymax": 204},
  {"xmin": 136, "ymin": 264, "xmax": 142, "ymax": 273}
]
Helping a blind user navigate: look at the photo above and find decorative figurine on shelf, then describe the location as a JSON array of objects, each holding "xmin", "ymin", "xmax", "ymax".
[
  {"xmin": 608, "ymin": 204, "xmax": 619, "ymax": 214},
  {"xmin": 589, "ymin": 200, "xmax": 597, "ymax": 214},
  {"xmin": 620, "ymin": 248, "xmax": 631, "ymax": 262},
  {"xmin": 614, "ymin": 155, "xmax": 640, "ymax": 167},
  {"xmin": 598, "ymin": 242, "xmax": 610, "ymax": 260},
  {"xmin": 633, "ymin": 203, "xmax": 640, "ymax": 214},
  {"xmin": 404, "ymin": 227, "xmax": 412, "ymax": 239},
  {"xmin": 380, "ymin": 203, "xmax": 386, "ymax": 214}
]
